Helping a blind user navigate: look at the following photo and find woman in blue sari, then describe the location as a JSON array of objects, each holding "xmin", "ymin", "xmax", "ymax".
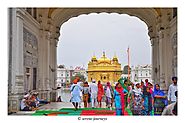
[
  {"xmin": 114, "ymin": 82, "xmax": 128, "ymax": 115},
  {"xmin": 153, "ymin": 84, "xmax": 168, "ymax": 115},
  {"xmin": 142, "ymin": 87, "xmax": 153, "ymax": 115}
]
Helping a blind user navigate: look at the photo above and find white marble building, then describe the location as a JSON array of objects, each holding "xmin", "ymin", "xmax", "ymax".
[
  {"xmin": 131, "ymin": 65, "xmax": 152, "ymax": 83},
  {"xmin": 57, "ymin": 65, "xmax": 71, "ymax": 87},
  {"xmin": 8, "ymin": 8, "xmax": 177, "ymax": 113},
  {"xmin": 73, "ymin": 66, "xmax": 87, "ymax": 81},
  {"xmin": 56, "ymin": 65, "xmax": 87, "ymax": 87}
]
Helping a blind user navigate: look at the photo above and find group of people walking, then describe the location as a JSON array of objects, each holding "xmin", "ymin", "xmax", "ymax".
[{"xmin": 69, "ymin": 77, "xmax": 178, "ymax": 116}]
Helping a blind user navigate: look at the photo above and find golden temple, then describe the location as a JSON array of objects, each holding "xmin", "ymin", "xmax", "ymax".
[{"xmin": 87, "ymin": 52, "xmax": 122, "ymax": 85}]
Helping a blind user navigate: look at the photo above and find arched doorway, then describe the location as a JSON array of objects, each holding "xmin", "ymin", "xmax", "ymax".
[
  {"xmin": 57, "ymin": 12, "xmax": 151, "ymax": 85},
  {"xmin": 40, "ymin": 8, "xmax": 177, "ymax": 91}
]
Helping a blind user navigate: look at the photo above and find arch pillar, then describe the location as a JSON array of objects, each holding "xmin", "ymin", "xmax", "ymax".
[
  {"xmin": 156, "ymin": 10, "xmax": 177, "ymax": 93},
  {"xmin": 148, "ymin": 24, "xmax": 161, "ymax": 85},
  {"xmin": 38, "ymin": 29, "xmax": 51, "ymax": 100},
  {"xmin": 37, "ymin": 14, "xmax": 60, "ymax": 101},
  {"xmin": 8, "ymin": 9, "xmax": 25, "ymax": 113},
  {"xmin": 158, "ymin": 29, "xmax": 168, "ymax": 91},
  {"xmin": 150, "ymin": 36, "xmax": 160, "ymax": 84}
]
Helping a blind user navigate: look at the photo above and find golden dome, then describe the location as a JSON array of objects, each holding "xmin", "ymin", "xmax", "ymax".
[
  {"xmin": 112, "ymin": 55, "xmax": 118, "ymax": 61},
  {"xmin": 91, "ymin": 55, "xmax": 97, "ymax": 62},
  {"xmin": 98, "ymin": 52, "xmax": 111, "ymax": 62}
]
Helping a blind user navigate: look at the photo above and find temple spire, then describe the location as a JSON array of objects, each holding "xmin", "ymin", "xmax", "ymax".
[{"xmin": 103, "ymin": 51, "xmax": 105, "ymax": 57}]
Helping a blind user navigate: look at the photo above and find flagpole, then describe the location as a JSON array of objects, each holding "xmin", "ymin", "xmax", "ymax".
[{"xmin": 127, "ymin": 47, "xmax": 130, "ymax": 81}]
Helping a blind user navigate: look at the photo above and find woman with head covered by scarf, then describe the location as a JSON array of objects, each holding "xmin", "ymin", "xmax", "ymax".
[
  {"xmin": 104, "ymin": 82, "xmax": 114, "ymax": 109},
  {"xmin": 153, "ymin": 84, "xmax": 168, "ymax": 115},
  {"xmin": 132, "ymin": 82, "xmax": 143, "ymax": 115},
  {"xmin": 114, "ymin": 82, "xmax": 128, "ymax": 115},
  {"xmin": 142, "ymin": 86, "xmax": 153, "ymax": 115},
  {"xmin": 97, "ymin": 80, "xmax": 104, "ymax": 108}
]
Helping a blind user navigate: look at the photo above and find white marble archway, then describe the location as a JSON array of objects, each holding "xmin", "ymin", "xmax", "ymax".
[
  {"xmin": 8, "ymin": 8, "xmax": 177, "ymax": 113},
  {"xmin": 37, "ymin": 8, "xmax": 177, "ymax": 94}
]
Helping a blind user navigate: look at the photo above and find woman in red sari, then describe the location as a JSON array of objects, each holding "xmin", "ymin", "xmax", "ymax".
[{"xmin": 97, "ymin": 80, "xmax": 104, "ymax": 108}]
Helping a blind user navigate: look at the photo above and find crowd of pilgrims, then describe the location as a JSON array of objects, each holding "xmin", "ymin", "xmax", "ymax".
[{"xmin": 70, "ymin": 77, "xmax": 178, "ymax": 116}]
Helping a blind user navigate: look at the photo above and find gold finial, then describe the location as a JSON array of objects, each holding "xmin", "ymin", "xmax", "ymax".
[{"xmin": 103, "ymin": 51, "xmax": 105, "ymax": 57}]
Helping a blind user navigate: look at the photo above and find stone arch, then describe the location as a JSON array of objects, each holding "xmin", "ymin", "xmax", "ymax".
[
  {"xmin": 50, "ymin": 8, "xmax": 159, "ymax": 41},
  {"xmin": 49, "ymin": 8, "xmax": 159, "ymax": 83},
  {"xmin": 36, "ymin": 8, "xmax": 176, "ymax": 93}
]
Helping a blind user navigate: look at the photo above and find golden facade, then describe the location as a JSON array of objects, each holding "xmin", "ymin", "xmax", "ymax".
[{"xmin": 87, "ymin": 52, "xmax": 122, "ymax": 85}]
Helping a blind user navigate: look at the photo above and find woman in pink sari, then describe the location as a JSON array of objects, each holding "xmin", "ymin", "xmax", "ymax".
[{"xmin": 97, "ymin": 80, "xmax": 104, "ymax": 108}]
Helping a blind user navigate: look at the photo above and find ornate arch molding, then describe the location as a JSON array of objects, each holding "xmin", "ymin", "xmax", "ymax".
[
  {"xmin": 52, "ymin": 8, "xmax": 157, "ymax": 26},
  {"xmin": 50, "ymin": 8, "xmax": 158, "ymax": 35}
]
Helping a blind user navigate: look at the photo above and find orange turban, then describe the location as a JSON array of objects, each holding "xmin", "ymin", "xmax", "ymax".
[{"xmin": 73, "ymin": 79, "xmax": 78, "ymax": 84}]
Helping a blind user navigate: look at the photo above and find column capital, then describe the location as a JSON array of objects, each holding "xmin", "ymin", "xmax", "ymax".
[
  {"xmin": 43, "ymin": 30, "xmax": 51, "ymax": 40},
  {"xmin": 16, "ymin": 9, "xmax": 25, "ymax": 20},
  {"xmin": 150, "ymin": 39, "xmax": 154, "ymax": 46},
  {"xmin": 158, "ymin": 30, "xmax": 165, "ymax": 40},
  {"xmin": 148, "ymin": 26, "xmax": 155, "ymax": 40}
]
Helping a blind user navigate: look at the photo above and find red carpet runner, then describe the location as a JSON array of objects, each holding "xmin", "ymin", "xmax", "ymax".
[{"xmin": 32, "ymin": 108, "xmax": 131, "ymax": 116}]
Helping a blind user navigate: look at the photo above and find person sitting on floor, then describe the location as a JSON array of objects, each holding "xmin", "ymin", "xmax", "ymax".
[
  {"xmin": 20, "ymin": 95, "xmax": 31, "ymax": 111},
  {"xmin": 57, "ymin": 96, "xmax": 62, "ymax": 102},
  {"xmin": 29, "ymin": 93, "xmax": 38, "ymax": 110}
]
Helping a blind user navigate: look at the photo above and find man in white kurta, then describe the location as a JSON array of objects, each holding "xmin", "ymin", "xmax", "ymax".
[
  {"xmin": 70, "ymin": 79, "xmax": 83, "ymax": 110},
  {"xmin": 77, "ymin": 80, "xmax": 83, "ymax": 108},
  {"xmin": 168, "ymin": 77, "xmax": 178, "ymax": 104},
  {"xmin": 89, "ymin": 80, "xmax": 98, "ymax": 108}
]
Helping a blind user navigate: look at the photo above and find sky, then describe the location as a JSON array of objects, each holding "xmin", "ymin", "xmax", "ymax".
[{"xmin": 57, "ymin": 13, "xmax": 151, "ymax": 69}]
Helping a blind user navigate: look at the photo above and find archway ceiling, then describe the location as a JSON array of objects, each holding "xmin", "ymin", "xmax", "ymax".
[{"xmin": 47, "ymin": 8, "xmax": 161, "ymax": 28}]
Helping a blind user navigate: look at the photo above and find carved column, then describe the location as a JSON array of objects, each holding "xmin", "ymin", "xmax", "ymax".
[
  {"xmin": 15, "ymin": 9, "xmax": 25, "ymax": 93},
  {"xmin": 148, "ymin": 25, "xmax": 161, "ymax": 85},
  {"xmin": 156, "ymin": 37, "xmax": 160, "ymax": 83},
  {"xmin": 158, "ymin": 29, "xmax": 167, "ymax": 91},
  {"xmin": 49, "ymin": 26, "xmax": 60, "ymax": 101},
  {"xmin": 45, "ymin": 30, "xmax": 51, "ymax": 99},
  {"xmin": 38, "ymin": 30, "xmax": 51, "ymax": 100},
  {"xmin": 8, "ymin": 9, "xmax": 25, "ymax": 113},
  {"xmin": 164, "ymin": 26, "xmax": 172, "ymax": 89}
]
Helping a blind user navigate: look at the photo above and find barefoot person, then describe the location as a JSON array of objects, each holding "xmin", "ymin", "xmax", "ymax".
[
  {"xmin": 70, "ymin": 78, "xmax": 83, "ymax": 110},
  {"xmin": 97, "ymin": 80, "xmax": 104, "ymax": 108},
  {"xmin": 89, "ymin": 79, "xmax": 98, "ymax": 108},
  {"xmin": 114, "ymin": 82, "xmax": 128, "ymax": 115},
  {"xmin": 104, "ymin": 82, "xmax": 114, "ymax": 109},
  {"xmin": 168, "ymin": 77, "xmax": 178, "ymax": 104},
  {"xmin": 153, "ymin": 84, "xmax": 168, "ymax": 115},
  {"xmin": 82, "ymin": 82, "xmax": 90, "ymax": 108}
]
